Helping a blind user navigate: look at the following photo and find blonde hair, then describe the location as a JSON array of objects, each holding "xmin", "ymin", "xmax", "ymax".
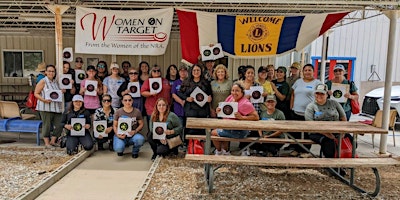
[{"xmin": 213, "ymin": 64, "xmax": 229, "ymax": 80}]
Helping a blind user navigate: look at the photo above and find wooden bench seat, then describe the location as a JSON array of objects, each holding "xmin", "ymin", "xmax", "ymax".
[
  {"xmin": 185, "ymin": 135, "xmax": 315, "ymax": 144},
  {"xmin": 185, "ymin": 154, "xmax": 400, "ymax": 168}
]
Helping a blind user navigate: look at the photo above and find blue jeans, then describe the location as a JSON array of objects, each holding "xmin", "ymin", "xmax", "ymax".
[
  {"xmin": 113, "ymin": 134, "xmax": 145, "ymax": 155},
  {"xmin": 217, "ymin": 129, "xmax": 249, "ymax": 139}
]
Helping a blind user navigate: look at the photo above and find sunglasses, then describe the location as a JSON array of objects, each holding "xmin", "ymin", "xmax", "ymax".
[
  {"xmin": 97, "ymin": 64, "xmax": 105, "ymax": 68},
  {"xmin": 102, "ymin": 99, "xmax": 111, "ymax": 103},
  {"xmin": 152, "ymin": 69, "xmax": 161, "ymax": 73},
  {"xmin": 123, "ymin": 99, "xmax": 132, "ymax": 102},
  {"xmin": 129, "ymin": 72, "xmax": 139, "ymax": 75}
]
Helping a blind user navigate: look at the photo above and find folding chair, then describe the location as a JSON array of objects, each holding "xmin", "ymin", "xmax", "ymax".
[{"xmin": 371, "ymin": 110, "xmax": 397, "ymax": 148}]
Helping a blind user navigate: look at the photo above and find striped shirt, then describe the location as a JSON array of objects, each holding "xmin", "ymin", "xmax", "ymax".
[{"xmin": 36, "ymin": 77, "xmax": 63, "ymax": 113}]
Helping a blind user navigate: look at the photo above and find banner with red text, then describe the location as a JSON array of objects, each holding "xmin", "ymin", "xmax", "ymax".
[{"xmin": 75, "ymin": 7, "xmax": 173, "ymax": 55}]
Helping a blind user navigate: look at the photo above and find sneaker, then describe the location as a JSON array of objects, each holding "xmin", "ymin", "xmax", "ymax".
[
  {"xmin": 132, "ymin": 154, "xmax": 139, "ymax": 159},
  {"xmin": 117, "ymin": 152, "xmax": 123, "ymax": 156},
  {"xmin": 215, "ymin": 150, "xmax": 222, "ymax": 156},
  {"xmin": 221, "ymin": 149, "xmax": 231, "ymax": 155},
  {"xmin": 241, "ymin": 149, "xmax": 250, "ymax": 156}
]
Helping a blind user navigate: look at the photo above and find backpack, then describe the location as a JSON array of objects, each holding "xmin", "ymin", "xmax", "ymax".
[{"xmin": 187, "ymin": 139, "xmax": 204, "ymax": 154}]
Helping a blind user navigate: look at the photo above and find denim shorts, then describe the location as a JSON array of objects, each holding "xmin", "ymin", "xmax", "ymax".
[{"xmin": 217, "ymin": 129, "xmax": 249, "ymax": 139}]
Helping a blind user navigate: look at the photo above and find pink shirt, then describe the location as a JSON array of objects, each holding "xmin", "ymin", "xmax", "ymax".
[
  {"xmin": 224, "ymin": 95, "xmax": 255, "ymax": 118},
  {"xmin": 80, "ymin": 79, "xmax": 101, "ymax": 109}
]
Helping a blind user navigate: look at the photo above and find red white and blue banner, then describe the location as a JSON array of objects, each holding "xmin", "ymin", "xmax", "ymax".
[
  {"xmin": 75, "ymin": 7, "xmax": 173, "ymax": 55},
  {"xmin": 177, "ymin": 9, "xmax": 349, "ymax": 64}
]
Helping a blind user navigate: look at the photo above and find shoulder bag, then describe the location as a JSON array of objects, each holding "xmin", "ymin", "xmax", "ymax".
[{"xmin": 167, "ymin": 135, "xmax": 183, "ymax": 149}]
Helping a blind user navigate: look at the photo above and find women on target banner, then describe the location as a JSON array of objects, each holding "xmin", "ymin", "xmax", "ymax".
[{"xmin": 75, "ymin": 7, "xmax": 173, "ymax": 55}]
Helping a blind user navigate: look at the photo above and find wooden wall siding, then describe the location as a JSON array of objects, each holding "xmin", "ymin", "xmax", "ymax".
[{"xmin": 1, "ymin": 35, "xmax": 274, "ymax": 95}]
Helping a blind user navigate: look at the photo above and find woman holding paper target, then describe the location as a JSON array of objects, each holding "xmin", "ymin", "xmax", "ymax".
[
  {"xmin": 117, "ymin": 67, "xmax": 143, "ymax": 112},
  {"xmin": 240, "ymin": 65, "xmax": 263, "ymax": 116},
  {"xmin": 34, "ymin": 64, "xmax": 65, "ymax": 149},
  {"xmin": 113, "ymin": 94, "xmax": 145, "ymax": 158},
  {"xmin": 61, "ymin": 95, "xmax": 94, "ymax": 155},
  {"xmin": 210, "ymin": 64, "xmax": 232, "ymax": 118},
  {"xmin": 211, "ymin": 82, "xmax": 259, "ymax": 155},
  {"xmin": 177, "ymin": 64, "xmax": 212, "ymax": 135},
  {"xmin": 94, "ymin": 94, "xmax": 116, "ymax": 151},
  {"xmin": 325, "ymin": 64, "xmax": 359, "ymax": 120},
  {"xmin": 62, "ymin": 61, "xmax": 76, "ymax": 109},
  {"xmin": 148, "ymin": 98, "xmax": 183, "ymax": 160},
  {"xmin": 79, "ymin": 65, "xmax": 103, "ymax": 115},
  {"xmin": 141, "ymin": 65, "xmax": 171, "ymax": 132}
]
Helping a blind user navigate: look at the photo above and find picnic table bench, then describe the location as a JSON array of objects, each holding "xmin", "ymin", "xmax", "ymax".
[{"xmin": 185, "ymin": 117, "xmax": 400, "ymax": 197}]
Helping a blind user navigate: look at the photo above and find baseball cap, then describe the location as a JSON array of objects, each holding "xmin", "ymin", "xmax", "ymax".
[
  {"xmin": 290, "ymin": 62, "xmax": 301, "ymax": 70},
  {"xmin": 334, "ymin": 64, "xmax": 345, "ymax": 71},
  {"xmin": 110, "ymin": 62, "xmax": 119, "ymax": 69},
  {"xmin": 86, "ymin": 65, "xmax": 96, "ymax": 71},
  {"xmin": 277, "ymin": 66, "xmax": 287, "ymax": 73},
  {"xmin": 258, "ymin": 66, "xmax": 268, "ymax": 73},
  {"xmin": 72, "ymin": 94, "xmax": 84, "ymax": 102},
  {"xmin": 265, "ymin": 95, "xmax": 277, "ymax": 102},
  {"xmin": 314, "ymin": 84, "xmax": 328, "ymax": 94}
]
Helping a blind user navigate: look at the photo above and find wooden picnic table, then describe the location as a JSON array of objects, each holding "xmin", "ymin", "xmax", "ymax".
[
  {"xmin": 186, "ymin": 118, "xmax": 387, "ymax": 134},
  {"xmin": 185, "ymin": 117, "xmax": 396, "ymax": 197}
]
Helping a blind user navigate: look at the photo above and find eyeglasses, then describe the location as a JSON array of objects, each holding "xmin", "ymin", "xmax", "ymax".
[
  {"xmin": 97, "ymin": 64, "xmax": 105, "ymax": 68},
  {"xmin": 123, "ymin": 99, "xmax": 132, "ymax": 102},
  {"xmin": 129, "ymin": 72, "xmax": 139, "ymax": 75},
  {"xmin": 102, "ymin": 99, "xmax": 111, "ymax": 103},
  {"xmin": 152, "ymin": 69, "xmax": 161, "ymax": 73}
]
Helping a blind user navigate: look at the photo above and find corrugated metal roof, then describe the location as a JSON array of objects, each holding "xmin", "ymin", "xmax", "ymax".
[{"xmin": 0, "ymin": 0, "xmax": 398, "ymax": 36}]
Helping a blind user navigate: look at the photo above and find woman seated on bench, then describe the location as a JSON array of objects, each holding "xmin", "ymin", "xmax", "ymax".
[
  {"xmin": 305, "ymin": 84, "xmax": 353, "ymax": 158},
  {"xmin": 257, "ymin": 95, "xmax": 286, "ymax": 157},
  {"xmin": 211, "ymin": 82, "xmax": 259, "ymax": 155}
]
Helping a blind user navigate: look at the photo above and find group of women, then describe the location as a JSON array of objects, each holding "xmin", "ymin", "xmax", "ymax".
[{"xmin": 34, "ymin": 58, "xmax": 358, "ymax": 159}]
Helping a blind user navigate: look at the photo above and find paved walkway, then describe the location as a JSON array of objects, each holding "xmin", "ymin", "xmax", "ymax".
[
  {"xmin": 1, "ymin": 114, "xmax": 399, "ymax": 200},
  {"xmin": 36, "ymin": 143, "xmax": 154, "ymax": 200}
]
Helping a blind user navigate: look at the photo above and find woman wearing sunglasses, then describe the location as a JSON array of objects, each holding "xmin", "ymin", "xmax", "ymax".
[
  {"xmin": 96, "ymin": 61, "xmax": 108, "ymax": 82},
  {"xmin": 94, "ymin": 94, "xmax": 116, "ymax": 151},
  {"xmin": 141, "ymin": 65, "xmax": 171, "ymax": 129},
  {"xmin": 113, "ymin": 94, "xmax": 145, "ymax": 158},
  {"xmin": 117, "ymin": 67, "xmax": 143, "ymax": 112}
]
